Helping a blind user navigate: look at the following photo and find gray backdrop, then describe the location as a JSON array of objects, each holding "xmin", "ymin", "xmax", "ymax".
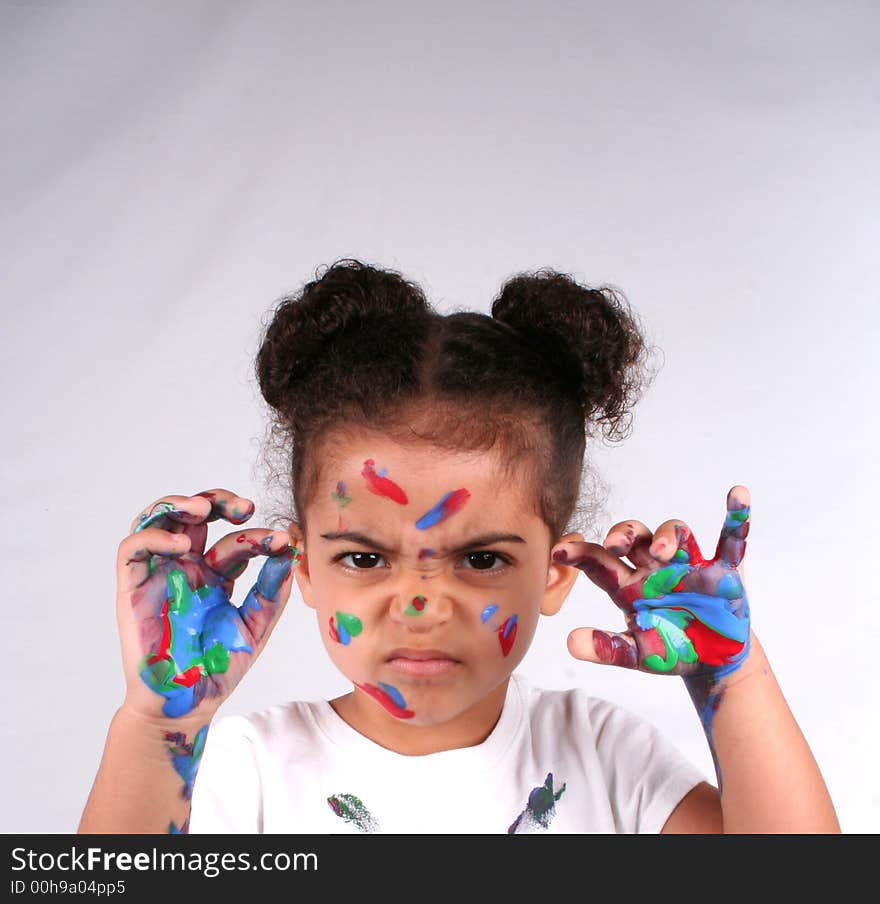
[{"xmin": 2, "ymin": 0, "xmax": 877, "ymax": 832}]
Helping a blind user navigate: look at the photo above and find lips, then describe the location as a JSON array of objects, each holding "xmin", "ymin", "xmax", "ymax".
[
  {"xmin": 386, "ymin": 648, "xmax": 461, "ymax": 678},
  {"xmin": 386, "ymin": 648, "xmax": 458, "ymax": 662}
]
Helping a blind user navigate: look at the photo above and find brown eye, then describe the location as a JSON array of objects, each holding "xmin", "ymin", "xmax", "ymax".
[
  {"xmin": 462, "ymin": 552, "xmax": 511, "ymax": 572},
  {"xmin": 336, "ymin": 552, "xmax": 386, "ymax": 570}
]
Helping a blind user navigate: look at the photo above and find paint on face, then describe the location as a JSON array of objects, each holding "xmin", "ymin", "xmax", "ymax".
[
  {"xmin": 418, "ymin": 548, "xmax": 434, "ymax": 560},
  {"xmin": 169, "ymin": 819, "xmax": 189, "ymax": 834},
  {"xmin": 327, "ymin": 793, "xmax": 379, "ymax": 833},
  {"xmin": 414, "ymin": 488, "xmax": 471, "ymax": 530},
  {"xmin": 355, "ymin": 681, "xmax": 415, "ymax": 719},
  {"xmin": 164, "ymin": 725, "xmax": 208, "ymax": 800},
  {"xmin": 361, "ymin": 459, "xmax": 408, "ymax": 505},
  {"xmin": 329, "ymin": 611, "xmax": 363, "ymax": 645},
  {"xmin": 481, "ymin": 603, "xmax": 499, "ymax": 624},
  {"xmin": 330, "ymin": 480, "xmax": 352, "ymax": 508},
  {"xmin": 508, "ymin": 773, "xmax": 566, "ymax": 834},
  {"xmin": 405, "ymin": 595, "xmax": 427, "ymax": 615},
  {"xmin": 498, "ymin": 615, "xmax": 518, "ymax": 657}
]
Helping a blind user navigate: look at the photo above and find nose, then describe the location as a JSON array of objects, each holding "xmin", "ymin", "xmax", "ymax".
[{"xmin": 390, "ymin": 581, "xmax": 453, "ymax": 629}]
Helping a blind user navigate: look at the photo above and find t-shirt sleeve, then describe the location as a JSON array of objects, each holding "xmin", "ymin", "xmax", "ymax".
[
  {"xmin": 589, "ymin": 698, "xmax": 708, "ymax": 833},
  {"xmin": 188, "ymin": 715, "xmax": 262, "ymax": 834}
]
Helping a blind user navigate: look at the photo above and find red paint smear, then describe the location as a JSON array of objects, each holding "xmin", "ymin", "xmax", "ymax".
[
  {"xmin": 172, "ymin": 665, "xmax": 203, "ymax": 687},
  {"xmin": 329, "ymin": 617, "xmax": 340, "ymax": 644},
  {"xmin": 146, "ymin": 599, "xmax": 172, "ymax": 665},
  {"xmin": 355, "ymin": 682, "xmax": 415, "ymax": 719},
  {"xmin": 412, "ymin": 597, "xmax": 426, "ymax": 611},
  {"xmin": 498, "ymin": 618, "xmax": 518, "ymax": 657},
  {"xmin": 236, "ymin": 534, "xmax": 246, "ymax": 543},
  {"xmin": 436, "ymin": 488, "xmax": 470, "ymax": 523},
  {"xmin": 361, "ymin": 459, "xmax": 408, "ymax": 505},
  {"xmin": 682, "ymin": 615, "xmax": 745, "ymax": 666}
]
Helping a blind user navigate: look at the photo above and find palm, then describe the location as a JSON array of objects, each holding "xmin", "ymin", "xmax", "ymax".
[{"xmin": 118, "ymin": 491, "xmax": 299, "ymax": 719}]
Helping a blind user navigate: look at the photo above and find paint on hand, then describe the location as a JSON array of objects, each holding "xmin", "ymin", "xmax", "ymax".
[
  {"xmin": 355, "ymin": 681, "xmax": 415, "ymax": 719},
  {"xmin": 414, "ymin": 488, "xmax": 471, "ymax": 530},
  {"xmin": 361, "ymin": 459, "xmax": 408, "ymax": 505},
  {"xmin": 327, "ymin": 793, "xmax": 379, "ymax": 833},
  {"xmin": 139, "ymin": 570, "xmax": 253, "ymax": 717},
  {"xmin": 134, "ymin": 501, "xmax": 178, "ymax": 534},
  {"xmin": 138, "ymin": 549, "xmax": 299, "ymax": 718},
  {"xmin": 405, "ymin": 595, "xmax": 427, "ymax": 615},
  {"xmin": 329, "ymin": 611, "xmax": 363, "ymax": 645},
  {"xmin": 498, "ymin": 615, "xmax": 518, "ymax": 657},
  {"xmin": 330, "ymin": 480, "xmax": 352, "ymax": 508},
  {"xmin": 508, "ymin": 773, "xmax": 567, "ymax": 834},
  {"xmin": 164, "ymin": 725, "xmax": 208, "ymax": 800}
]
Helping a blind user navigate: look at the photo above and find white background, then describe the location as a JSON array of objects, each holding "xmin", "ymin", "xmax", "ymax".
[{"xmin": 2, "ymin": 0, "xmax": 877, "ymax": 833}]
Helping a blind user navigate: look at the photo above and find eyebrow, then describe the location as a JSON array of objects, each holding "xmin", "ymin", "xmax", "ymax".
[{"xmin": 318, "ymin": 530, "xmax": 527, "ymax": 555}]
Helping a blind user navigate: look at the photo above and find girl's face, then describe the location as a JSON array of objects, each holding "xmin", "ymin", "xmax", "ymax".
[{"xmin": 290, "ymin": 430, "xmax": 580, "ymax": 742}]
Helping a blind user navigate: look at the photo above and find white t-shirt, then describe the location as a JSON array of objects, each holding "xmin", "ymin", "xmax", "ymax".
[{"xmin": 189, "ymin": 673, "xmax": 706, "ymax": 834}]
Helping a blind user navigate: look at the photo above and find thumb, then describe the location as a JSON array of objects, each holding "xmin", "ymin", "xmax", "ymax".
[{"xmin": 567, "ymin": 627, "xmax": 639, "ymax": 669}]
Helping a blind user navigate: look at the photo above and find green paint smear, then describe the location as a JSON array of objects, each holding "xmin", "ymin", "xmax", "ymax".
[
  {"xmin": 203, "ymin": 641, "xmax": 230, "ymax": 675},
  {"xmin": 642, "ymin": 614, "xmax": 698, "ymax": 673},
  {"xmin": 642, "ymin": 563, "xmax": 689, "ymax": 599},
  {"xmin": 328, "ymin": 793, "xmax": 378, "ymax": 832},
  {"xmin": 673, "ymin": 548, "xmax": 689, "ymax": 563},
  {"xmin": 330, "ymin": 490, "xmax": 352, "ymax": 508},
  {"xmin": 405, "ymin": 595, "xmax": 427, "ymax": 616},
  {"xmin": 335, "ymin": 612, "xmax": 363, "ymax": 637},
  {"xmin": 728, "ymin": 509, "xmax": 749, "ymax": 524}
]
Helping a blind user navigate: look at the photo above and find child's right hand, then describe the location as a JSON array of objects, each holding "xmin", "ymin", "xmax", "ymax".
[{"xmin": 115, "ymin": 488, "xmax": 301, "ymax": 722}]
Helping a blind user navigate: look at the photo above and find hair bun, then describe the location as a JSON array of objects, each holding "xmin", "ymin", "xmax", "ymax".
[
  {"xmin": 491, "ymin": 269, "xmax": 654, "ymax": 440},
  {"xmin": 257, "ymin": 259, "xmax": 430, "ymax": 412}
]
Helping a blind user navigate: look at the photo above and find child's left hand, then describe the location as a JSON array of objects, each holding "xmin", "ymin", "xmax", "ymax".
[{"xmin": 551, "ymin": 485, "xmax": 752, "ymax": 682}]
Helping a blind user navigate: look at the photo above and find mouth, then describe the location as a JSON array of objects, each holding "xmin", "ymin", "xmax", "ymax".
[{"xmin": 385, "ymin": 648, "xmax": 461, "ymax": 677}]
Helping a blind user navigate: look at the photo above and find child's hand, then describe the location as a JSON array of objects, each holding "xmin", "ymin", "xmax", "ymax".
[
  {"xmin": 552, "ymin": 486, "xmax": 751, "ymax": 682},
  {"xmin": 115, "ymin": 489, "xmax": 302, "ymax": 721}
]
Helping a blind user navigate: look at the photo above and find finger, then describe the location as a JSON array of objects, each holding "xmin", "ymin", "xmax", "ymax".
[
  {"xmin": 237, "ymin": 545, "xmax": 304, "ymax": 648},
  {"xmin": 551, "ymin": 541, "xmax": 633, "ymax": 598},
  {"xmin": 567, "ymin": 627, "xmax": 639, "ymax": 669},
  {"xmin": 204, "ymin": 528, "xmax": 293, "ymax": 582},
  {"xmin": 714, "ymin": 485, "xmax": 751, "ymax": 567},
  {"xmin": 603, "ymin": 520, "xmax": 655, "ymax": 568},
  {"xmin": 130, "ymin": 494, "xmax": 215, "ymax": 535},
  {"xmin": 648, "ymin": 518, "xmax": 708, "ymax": 565},
  {"xmin": 194, "ymin": 489, "xmax": 257, "ymax": 525},
  {"xmin": 118, "ymin": 527, "xmax": 192, "ymax": 591}
]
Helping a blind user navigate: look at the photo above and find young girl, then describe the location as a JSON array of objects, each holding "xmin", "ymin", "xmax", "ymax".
[{"xmin": 79, "ymin": 259, "xmax": 839, "ymax": 834}]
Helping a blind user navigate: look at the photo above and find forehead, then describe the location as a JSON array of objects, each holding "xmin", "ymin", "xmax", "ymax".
[{"xmin": 311, "ymin": 429, "xmax": 535, "ymax": 525}]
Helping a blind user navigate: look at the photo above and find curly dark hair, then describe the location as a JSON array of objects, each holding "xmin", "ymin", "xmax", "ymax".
[{"xmin": 253, "ymin": 258, "xmax": 660, "ymax": 542}]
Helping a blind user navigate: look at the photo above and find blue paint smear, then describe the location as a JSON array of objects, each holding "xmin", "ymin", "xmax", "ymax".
[
  {"xmin": 415, "ymin": 492, "xmax": 456, "ymax": 530},
  {"xmin": 239, "ymin": 553, "xmax": 293, "ymax": 620},
  {"xmin": 503, "ymin": 614, "xmax": 518, "ymax": 638},
  {"xmin": 481, "ymin": 604, "xmax": 499, "ymax": 624},
  {"xmin": 634, "ymin": 591, "xmax": 748, "ymax": 648},
  {"xmin": 338, "ymin": 622, "xmax": 351, "ymax": 645},
  {"xmin": 377, "ymin": 682, "xmax": 407, "ymax": 710},
  {"xmin": 168, "ymin": 725, "xmax": 208, "ymax": 800},
  {"xmin": 142, "ymin": 571, "xmax": 254, "ymax": 718}
]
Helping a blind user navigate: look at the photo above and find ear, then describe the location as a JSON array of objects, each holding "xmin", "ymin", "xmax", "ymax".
[
  {"xmin": 287, "ymin": 522, "xmax": 315, "ymax": 610},
  {"xmin": 540, "ymin": 531, "xmax": 584, "ymax": 616}
]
